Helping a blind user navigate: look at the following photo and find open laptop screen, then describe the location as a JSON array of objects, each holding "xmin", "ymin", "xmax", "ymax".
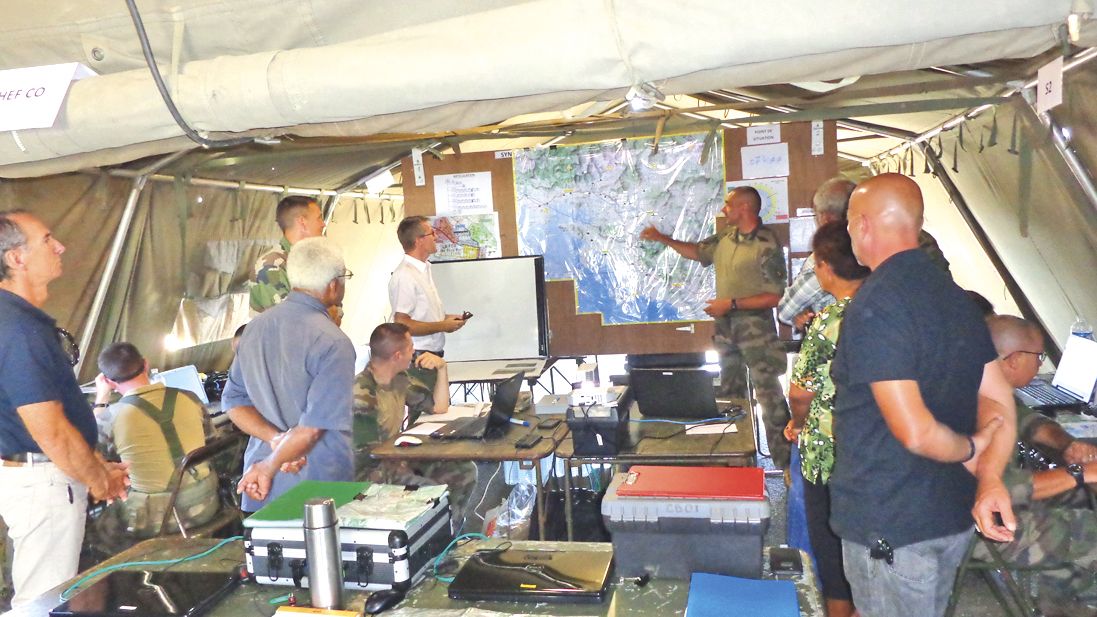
[
  {"xmin": 1052, "ymin": 335, "xmax": 1097, "ymax": 401},
  {"xmin": 629, "ymin": 367, "xmax": 719, "ymax": 418}
]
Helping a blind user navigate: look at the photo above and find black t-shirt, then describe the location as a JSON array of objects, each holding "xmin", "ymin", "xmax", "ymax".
[
  {"xmin": 829, "ymin": 249, "xmax": 996, "ymax": 548},
  {"xmin": 0, "ymin": 289, "xmax": 97, "ymax": 455}
]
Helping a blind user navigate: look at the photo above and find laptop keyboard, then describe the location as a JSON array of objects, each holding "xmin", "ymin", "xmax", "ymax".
[{"xmin": 1019, "ymin": 382, "xmax": 1078, "ymax": 406}]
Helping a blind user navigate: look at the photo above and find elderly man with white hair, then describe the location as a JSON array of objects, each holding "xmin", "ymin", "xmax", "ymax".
[{"xmin": 223, "ymin": 236, "xmax": 356, "ymax": 511}]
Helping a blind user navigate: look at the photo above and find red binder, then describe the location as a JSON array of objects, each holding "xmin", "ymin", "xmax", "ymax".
[{"xmin": 615, "ymin": 465, "xmax": 765, "ymax": 500}]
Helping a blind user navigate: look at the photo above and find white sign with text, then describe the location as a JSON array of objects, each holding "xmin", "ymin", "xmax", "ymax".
[
  {"xmin": 0, "ymin": 63, "xmax": 97, "ymax": 132},
  {"xmin": 433, "ymin": 171, "xmax": 494, "ymax": 215}
]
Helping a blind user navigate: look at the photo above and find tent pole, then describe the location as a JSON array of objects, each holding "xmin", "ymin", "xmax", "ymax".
[
  {"xmin": 75, "ymin": 150, "xmax": 191, "ymax": 375},
  {"xmin": 1039, "ymin": 113, "xmax": 1097, "ymax": 215},
  {"xmin": 921, "ymin": 144, "xmax": 1060, "ymax": 362}
]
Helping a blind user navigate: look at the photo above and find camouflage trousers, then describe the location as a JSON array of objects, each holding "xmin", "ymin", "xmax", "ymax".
[
  {"xmin": 714, "ymin": 311, "xmax": 791, "ymax": 469},
  {"xmin": 974, "ymin": 506, "xmax": 1097, "ymax": 611}
]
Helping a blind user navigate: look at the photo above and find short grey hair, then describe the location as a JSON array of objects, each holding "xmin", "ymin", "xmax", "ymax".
[
  {"xmin": 812, "ymin": 177, "xmax": 857, "ymax": 220},
  {"xmin": 286, "ymin": 237, "xmax": 345, "ymax": 293},
  {"xmin": 0, "ymin": 210, "xmax": 30, "ymax": 282}
]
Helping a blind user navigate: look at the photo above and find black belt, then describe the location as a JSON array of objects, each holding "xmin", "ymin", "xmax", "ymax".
[
  {"xmin": 413, "ymin": 349, "xmax": 444, "ymax": 359},
  {"xmin": 1, "ymin": 453, "xmax": 51, "ymax": 464}
]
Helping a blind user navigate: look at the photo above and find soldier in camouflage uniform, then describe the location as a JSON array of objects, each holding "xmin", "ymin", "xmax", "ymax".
[
  {"xmin": 641, "ymin": 187, "xmax": 792, "ymax": 468},
  {"xmin": 980, "ymin": 315, "xmax": 1097, "ymax": 614},
  {"xmin": 353, "ymin": 323, "xmax": 479, "ymax": 531},
  {"xmin": 250, "ymin": 196, "xmax": 326, "ymax": 314}
]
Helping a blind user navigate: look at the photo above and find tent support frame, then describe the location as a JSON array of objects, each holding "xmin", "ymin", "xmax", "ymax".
[
  {"xmin": 922, "ymin": 144, "xmax": 1060, "ymax": 361},
  {"xmin": 75, "ymin": 149, "xmax": 191, "ymax": 375}
]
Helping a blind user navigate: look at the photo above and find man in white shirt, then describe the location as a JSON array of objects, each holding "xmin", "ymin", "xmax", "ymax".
[{"xmin": 388, "ymin": 216, "xmax": 467, "ymax": 356}]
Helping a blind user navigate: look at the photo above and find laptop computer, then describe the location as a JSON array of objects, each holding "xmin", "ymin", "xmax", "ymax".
[
  {"xmin": 1016, "ymin": 335, "xmax": 1097, "ymax": 411},
  {"xmin": 152, "ymin": 365, "xmax": 211, "ymax": 405},
  {"xmin": 50, "ymin": 570, "xmax": 239, "ymax": 617},
  {"xmin": 432, "ymin": 372, "xmax": 523, "ymax": 439},
  {"xmin": 448, "ymin": 545, "xmax": 613, "ymax": 604},
  {"xmin": 629, "ymin": 367, "xmax": 720, "ymax": 418}
]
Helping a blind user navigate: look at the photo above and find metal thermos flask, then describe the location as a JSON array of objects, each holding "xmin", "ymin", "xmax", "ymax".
[{"xmin": 303, "ymin": 497, "xmax": 343, "ymax": 609}]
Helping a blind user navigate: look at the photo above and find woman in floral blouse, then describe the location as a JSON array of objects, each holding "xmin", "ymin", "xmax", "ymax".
[{"xmin": 784, "ymin": 221, "xmax": 870, "ymax": 617}]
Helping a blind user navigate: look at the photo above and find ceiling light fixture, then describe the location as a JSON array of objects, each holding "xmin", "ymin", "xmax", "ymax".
[{"xmin": 626, "ymin": 82, "xmax": 666, "ymax": 112}]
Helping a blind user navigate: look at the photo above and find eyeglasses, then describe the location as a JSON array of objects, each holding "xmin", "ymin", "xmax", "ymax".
[
  {"xmin": 336, "ymin": 269, "xmax": 354, "ymax": 280},
  {"xmin": 420, "ymin": 229, "xmax": 436, "ymax": 238},
  {"xmin": 1013, "ymin": 350, "xmax": 1047, "ymax": 363},
  {"xmin": 56, "ymin": 327, "xmax": 79, "ymax": 367}
]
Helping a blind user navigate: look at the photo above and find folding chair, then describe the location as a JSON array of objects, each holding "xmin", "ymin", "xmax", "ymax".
[
  {"xmin": 945, "ymin": 518, "xmax": 1095, "ymax": 617},
  {"xmin": 158, "ymin": 430, "xmax": 247, "ymax": 539}
]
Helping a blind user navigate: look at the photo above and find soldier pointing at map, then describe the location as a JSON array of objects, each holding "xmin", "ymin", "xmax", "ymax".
[{"xmin": 640, "ymin": 187, "xmax": 792, "ymax": 469}]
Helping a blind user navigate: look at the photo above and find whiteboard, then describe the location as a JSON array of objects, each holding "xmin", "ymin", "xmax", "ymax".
[{"xmin": 430, "ymin": 255, "xmax": 548, "ymax": 362}]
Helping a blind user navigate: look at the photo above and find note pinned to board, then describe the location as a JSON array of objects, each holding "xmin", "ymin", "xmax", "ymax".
[{"xmin": 741, "ymin": 142, "xmax": 789, "ymax": 179}]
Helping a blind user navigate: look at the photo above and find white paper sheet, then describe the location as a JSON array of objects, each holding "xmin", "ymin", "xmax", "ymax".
[
  {"xmin": 401, "ymin": 422, "xmax": 447, "ymax": 436},
  {"xmin": 685, "ymin": 422, "xmax": 738, "ymax": 435},
  {"xmin": 741, "ymin": 142, "xmax": 789, "ymax": 179},
  {"xmin": 789, "ymin": 216, "xmax": 817, "ymax": 253},
  {"xmin": 433, "ymin": 171, "xmax": 494, "ymax": 215},
  {"xmin": 422, "ymin": 402, "xmax": 488, "ymax": 423}
]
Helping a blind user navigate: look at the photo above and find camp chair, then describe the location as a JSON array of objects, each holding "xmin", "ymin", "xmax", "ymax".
[
  {"xmin": 945, "ymin": 505, "xmax": 1097, "ymax": 617},
  {"xmin": 158, "ymin": 430, "xmax": 248, "ymax": 539}
]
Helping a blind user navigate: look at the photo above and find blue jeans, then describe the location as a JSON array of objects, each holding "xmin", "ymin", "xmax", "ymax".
[{"xmin": 842, "ymin": 526, "xmax": 973, "ymax": 617}]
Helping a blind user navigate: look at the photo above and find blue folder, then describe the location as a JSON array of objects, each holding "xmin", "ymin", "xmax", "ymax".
[{"xmin": 685, "ymin": 572, "xmax": 800, "ymax": 617}]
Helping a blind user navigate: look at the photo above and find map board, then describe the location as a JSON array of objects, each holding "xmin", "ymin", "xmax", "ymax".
[{"xmin": 515, "ymin": 133, "xmax": 725, "ymax": 325}]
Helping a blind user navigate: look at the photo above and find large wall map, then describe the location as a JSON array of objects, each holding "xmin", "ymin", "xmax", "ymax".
[{"xmin": 515, "ymin": 133, "xmax": 725, "ymax": 324}]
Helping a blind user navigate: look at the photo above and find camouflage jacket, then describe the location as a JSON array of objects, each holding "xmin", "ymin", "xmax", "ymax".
[
  {"xmin": 352, "ymin": 366, "xmax": 437, "ymax": 468},
  {"xmin": 250, "ymin": 237, "xmax": 292, "ymax": 314}
]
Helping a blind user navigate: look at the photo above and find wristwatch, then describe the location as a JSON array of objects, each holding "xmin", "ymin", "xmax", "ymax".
[{"xmin": 1067, "ymin": 463, "xmax": 1086, "ymax": 489}]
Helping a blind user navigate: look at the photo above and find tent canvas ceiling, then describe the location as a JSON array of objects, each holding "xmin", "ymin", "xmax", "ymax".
[
  {"xmin": 0, "ymin": 0, "xmax": 1087, "ymax": 178},
  {"xmin": 1, "ymin": 0, "xmax": 1096, "ymax": 380}
]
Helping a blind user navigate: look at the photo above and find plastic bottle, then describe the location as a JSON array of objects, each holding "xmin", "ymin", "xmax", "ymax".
[{"xmin": 1070, "ymin": 316, "xmax": 1095, "ymax": 341}]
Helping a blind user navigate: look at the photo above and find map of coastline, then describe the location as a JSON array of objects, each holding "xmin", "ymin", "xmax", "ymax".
[{"xmin": 515, "ymin": 134, "xmax": 725, "ymax": 324}]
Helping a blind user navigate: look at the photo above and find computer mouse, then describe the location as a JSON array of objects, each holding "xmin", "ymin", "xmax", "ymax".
[
  {"xmin": 364, "ymin": 588, "xmax": 405, "ymax": 614},
  {"xmin": 394, "ymin": 435, "xmax": 422, "ymax": 447}
]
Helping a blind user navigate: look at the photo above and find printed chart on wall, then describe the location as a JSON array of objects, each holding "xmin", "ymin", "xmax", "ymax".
[
  {"xmin": 514, "ymin": 132, "xmax": 724, "ymax": 324},
  {"xmin": 429, "ymin": 214, "xmax": 502, "ymax": 262},
  {"xmin": 725, "ymin": 177, "xmax": 789, "ymax": 224}
]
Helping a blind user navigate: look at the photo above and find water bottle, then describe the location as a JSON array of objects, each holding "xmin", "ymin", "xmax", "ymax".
[
  {"xmin": 1070, "ymin": 316, "xmax": 1095, "ymax": 341},
  {"xmin": 303, "ymin": 497, "xmax": 343, "ymax": 609}
]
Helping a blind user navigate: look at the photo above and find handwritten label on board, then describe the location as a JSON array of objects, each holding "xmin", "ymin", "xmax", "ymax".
[
  {"xmin": 747, "ymin": 125, "xmax": 781, "ymax": 145},
  {"xmin": 0, "ymin": 62, "xmax": 97, "ymax": 132},
  {"xmin": 740, "ymin": 142, "xmax": 789, "ymax": 179},
  {"xmin": 1036, "ymin": 56, "xmax": 1063, "ymax": 115},
  {"xmin": 811, "ymin": 121, "xmax": 825, "ymax": 156}
]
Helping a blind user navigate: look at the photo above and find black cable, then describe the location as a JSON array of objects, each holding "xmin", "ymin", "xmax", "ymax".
[{"xmin": 124, "ymin": 0, "xmax": 253, "ymax": 149}]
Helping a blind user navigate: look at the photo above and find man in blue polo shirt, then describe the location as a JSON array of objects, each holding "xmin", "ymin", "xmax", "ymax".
[
  {"xmin": 0, "ymin": 211, "xmax": 130, "ymax": 606},
  {"xmin": 829, "ymin": 174, "xmax": 1017, "ymax": 617},
  {"xmin": 224, "ymin": 236, "xmax": 356, "ymax": 511}
]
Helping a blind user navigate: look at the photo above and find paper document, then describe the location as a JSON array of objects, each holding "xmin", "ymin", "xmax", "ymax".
[
  {"xmin": 336, "ymin": 484, "xmax": 448, "ymax": 530},
  {"xmin": 425, "ymin": 402, "xmax": 488, "ymax": 423},
  {"xmin": 685, "ymin": 422, "xmax": 738, "ymax": 435},
  {"xmin": 402, "ymin": 422, "xmax": 446, "ymax": 436}
]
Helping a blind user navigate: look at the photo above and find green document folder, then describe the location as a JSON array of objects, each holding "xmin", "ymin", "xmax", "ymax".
[{"xmin": 243, "ymin": 481, "xmax": 370, "ymax": 528}]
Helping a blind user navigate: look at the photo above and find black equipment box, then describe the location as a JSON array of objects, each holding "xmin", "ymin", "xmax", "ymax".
[{"xmin": 566, "ymin": 399, "xmax": 630, "ymax": 456}]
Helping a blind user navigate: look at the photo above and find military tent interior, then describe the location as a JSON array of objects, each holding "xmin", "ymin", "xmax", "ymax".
[
  {"xmin": 1, "ymin": 0, "xmax": 1097, "ymax": 614},
  {"xmin": 2, "ymin": 1, "xmax": 1096, "ymax": 382}
]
